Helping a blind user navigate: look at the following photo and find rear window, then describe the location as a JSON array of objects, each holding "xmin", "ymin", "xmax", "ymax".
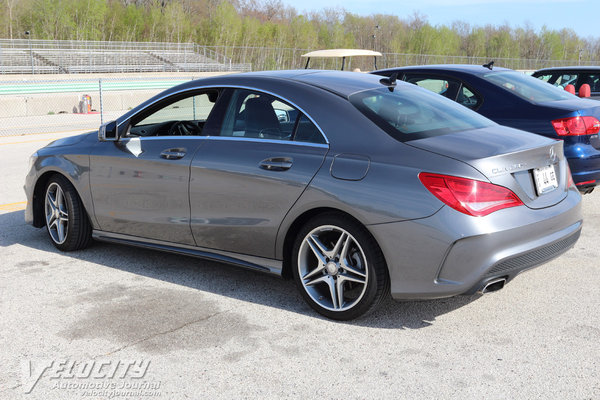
[
  {"xmin": 483, "ymin": 70, "xmax": 574, "ymax": 102},
  {"xmin": 349, "ymin": 86, "xmax": 493, "ymax": 141}
]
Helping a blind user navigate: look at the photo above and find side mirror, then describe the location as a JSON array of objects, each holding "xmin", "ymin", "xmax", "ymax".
[{"xmin": 98, "ymin": 120, "xmax": 118, "ymax": 142}]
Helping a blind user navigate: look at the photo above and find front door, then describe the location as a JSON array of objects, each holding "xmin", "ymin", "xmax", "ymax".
[{"xmin": 89, "ymin": 89, "xmax": 222, "ymax": 245}]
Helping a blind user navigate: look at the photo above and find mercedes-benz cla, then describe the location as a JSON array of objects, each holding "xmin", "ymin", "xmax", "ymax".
[{"xmin": 25, "ymin": 70, "xmax": 582, "ymax": 320}]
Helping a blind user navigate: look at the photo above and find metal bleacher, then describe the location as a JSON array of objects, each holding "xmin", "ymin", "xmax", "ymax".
[{"xmin": 0, "ymin": 39, "xmax": 251, "ymax": 74}]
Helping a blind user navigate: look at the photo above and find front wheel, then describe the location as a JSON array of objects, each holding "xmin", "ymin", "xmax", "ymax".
[
  {"xmin": 292, "ymin": 213, "xmax": 389, "ymax": 320},
  {"xmin": 44, "ymin": 175, "xmax": 92, "ymax": 251}
]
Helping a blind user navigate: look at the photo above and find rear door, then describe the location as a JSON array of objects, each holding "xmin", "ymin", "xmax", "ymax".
[{"xmin": 189, "ymin": 88, "xmax": 328, "ymax": 258}]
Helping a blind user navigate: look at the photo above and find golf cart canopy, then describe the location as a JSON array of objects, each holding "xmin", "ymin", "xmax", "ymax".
[{"xmin": 301, "ymin": 49, "xmax": 383, "ymax": 71}]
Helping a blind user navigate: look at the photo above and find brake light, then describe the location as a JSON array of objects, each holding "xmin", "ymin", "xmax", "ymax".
[
  {"xmin": 419, "ymin": 173, "xmax": 523, "ymax": 217},
  {"xmin": 551, "ymin": 116, "xmax": 600, "ymax": 136}
]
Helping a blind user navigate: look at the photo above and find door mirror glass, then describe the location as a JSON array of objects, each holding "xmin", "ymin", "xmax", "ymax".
[{"xmin": 98, "ymin": 120, "xmax": 118, "ymax": 141}]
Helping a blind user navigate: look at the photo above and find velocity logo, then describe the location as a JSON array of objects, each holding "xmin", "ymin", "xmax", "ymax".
[{"xmin": 21, "ymin": 359, "xmax": 151, "ymax": 394}]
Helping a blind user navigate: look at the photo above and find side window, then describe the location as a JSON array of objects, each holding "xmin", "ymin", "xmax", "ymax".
[
  {"xmin": 456, "ymin": 86, "xmax": 481, "ymax": 109},
  {"xmin": 555, "ymin": 74, "xmax": 577, "ymax": 88},
  {"xmin": 220, "ymin": 90, "xmax": 290, "ymax": 140},
  {"xmin": 220, "ymin": 89, "xmax": 326, "ymax": 144},
  {"xmin": 295, "ymin": 115, "xmax": 326, "ymax": 144},
  {"xmin": 128, "ymin": 90, "xmax": 219, "ymax": 137},
  {"xmin": 578, "ymin": 74, "xmax": 600, "ymax": 92},
  {"xmin": 536, "ymin": 74, "xmax": 553, "ymax": 83},
  {"xmin": 405, "ymin": 76, "xmax": 461, "ymax": 101},
  {"xmin": 405, "ymin": 75, "xmax": 481, "ymax": 110}
]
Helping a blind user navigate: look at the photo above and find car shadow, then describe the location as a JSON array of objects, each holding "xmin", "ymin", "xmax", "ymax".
[{"xmin": 1, "ymin": 210, "xmax": 480, "ymax": 329}]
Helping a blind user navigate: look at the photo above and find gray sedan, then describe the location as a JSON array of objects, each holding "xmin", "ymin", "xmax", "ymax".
[{"xmin": 24, "ymin": 70, "xmax": 582, "ymax": 320}]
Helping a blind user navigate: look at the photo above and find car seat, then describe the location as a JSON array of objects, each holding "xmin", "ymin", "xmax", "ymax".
[
  {"xmin": 244, "ymin": 97, "xmax": 282, "ymax": 138},
  {"xmin": 565, "ymin": 84, "xmax": 576, "ymax": 94},
  {"xmin": 579, "ymin": 84, "xmax": 591, "ymax": 98}
]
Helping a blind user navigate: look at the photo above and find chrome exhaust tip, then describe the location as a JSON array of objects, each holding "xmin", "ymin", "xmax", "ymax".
[{"xmin": 480, "ymin": 278, "xmax": 507, "ymax": 294}]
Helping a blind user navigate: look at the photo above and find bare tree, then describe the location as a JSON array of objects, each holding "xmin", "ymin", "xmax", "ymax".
[{"xmin": 5, "ymin": 0, "xmax": 16, "ymax": 39}]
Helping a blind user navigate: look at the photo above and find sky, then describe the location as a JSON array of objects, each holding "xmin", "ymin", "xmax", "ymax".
[{"xmin": 281, "ymin": 0, "xmax": 600, "ymax": 39}]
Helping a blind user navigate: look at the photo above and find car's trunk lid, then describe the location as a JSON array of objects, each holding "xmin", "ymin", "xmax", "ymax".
[{"xmin": 407, "ymin": 125, "xmax": 569, "ymax": 209}]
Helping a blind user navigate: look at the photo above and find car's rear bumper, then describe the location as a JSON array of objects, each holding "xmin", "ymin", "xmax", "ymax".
[
  {"xmin": 566, "ymin": 146, "xmax": 600, "ymax": 191},
  {"xmin": 367, "ymin": 187, "xmax": 582, "ymax": 300}
]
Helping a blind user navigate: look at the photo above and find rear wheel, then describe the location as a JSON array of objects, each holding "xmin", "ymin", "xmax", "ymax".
[
  {"xmin": 292, "ymin": 213, "xmax": 389, "ymax": 320},
  {"xmin": 44, "ymin": 175, "xmax": 92, "ymax": 251}
]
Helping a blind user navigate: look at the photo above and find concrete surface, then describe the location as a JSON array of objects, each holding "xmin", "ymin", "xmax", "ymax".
[{"xmin": 0, "ymin": 132, "xmax": 598, "ymax": 400}]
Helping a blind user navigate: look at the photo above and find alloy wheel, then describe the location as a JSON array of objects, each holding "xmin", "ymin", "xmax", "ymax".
[
  {"xmin": 45, "ymin": 182, "xmax": 69, "ymax": 244},
  {"xmin": 297, "ymin": 225, "xmax": 368, "ymax": 312}
]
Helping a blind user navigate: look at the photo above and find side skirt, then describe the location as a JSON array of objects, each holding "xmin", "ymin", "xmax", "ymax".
[{"xmin": 92, "ymin": 230, "xmax": 283, "ymax": 276}]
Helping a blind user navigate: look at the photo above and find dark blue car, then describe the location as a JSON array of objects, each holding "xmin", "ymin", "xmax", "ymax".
[{"xmin": 373, "ymin": 65, "xmax": 600, "ymax": 193}]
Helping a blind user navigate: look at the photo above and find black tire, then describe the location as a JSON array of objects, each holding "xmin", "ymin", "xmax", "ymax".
[
  {"xmin": 43, "ymin": 174, "xmax": 92, "ymax": 251},
  {"xmin": 291, "ymin": 213, "xmax": 389, "ymax": 320}
]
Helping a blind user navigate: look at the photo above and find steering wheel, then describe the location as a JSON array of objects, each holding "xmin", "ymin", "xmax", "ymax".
[{"xmin": 168, "ymin": 121, "xmax": 200, "ymax": 136}]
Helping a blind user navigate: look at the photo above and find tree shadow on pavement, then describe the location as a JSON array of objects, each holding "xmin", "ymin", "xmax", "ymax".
[{"xmin": 1, "ymin": 210, "xmax": 481, "ymax": 329}]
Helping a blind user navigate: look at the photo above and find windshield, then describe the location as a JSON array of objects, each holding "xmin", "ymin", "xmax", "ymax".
[
  {"xmin": 349, "ymin": 85, "xmax": 494, "ymax": 141},
  {"xmin": 483, "ymin": 70, "xmax": 575, "ymax": 103}
]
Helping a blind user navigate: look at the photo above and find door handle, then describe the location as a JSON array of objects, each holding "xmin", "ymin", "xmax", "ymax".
[
  {"xmin": 259, "ymin": 157, "xmax": 293, "ymax": 171},
  {"xmin": 160, "ymin": 148, "xmax": 186, "ymax": 160}
]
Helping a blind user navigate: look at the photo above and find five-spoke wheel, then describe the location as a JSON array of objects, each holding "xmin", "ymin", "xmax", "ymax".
[
  {"xmin": 43, "ymin": 175, "xmax": 92, "ymax": 251},
  {"xmin": 45, "ymin": 182, "xmax": 69, "ymax": 245},
  {"xmin": 293, "ymin": 213, "xmax": 389, "ymax": 320}
]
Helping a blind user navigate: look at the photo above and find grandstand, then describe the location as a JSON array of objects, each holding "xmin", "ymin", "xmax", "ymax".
[{"xmin": 0, "ymin": 39, "xmax": 251, "ymax": 74}]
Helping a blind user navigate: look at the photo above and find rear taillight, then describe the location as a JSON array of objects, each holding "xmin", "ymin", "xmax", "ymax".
[
  {"xmin": 551, "ymin": 116, "xmax": 600, "ymax": 136},
  {"xmin": 419, "ymin": 173, "xmax": 523, "ymax": 217}
]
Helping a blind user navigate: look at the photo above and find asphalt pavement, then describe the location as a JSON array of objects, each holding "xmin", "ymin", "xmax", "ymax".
[{"xmin": 0, "ymin": 132, "xmax": 598, "ymax": 399}]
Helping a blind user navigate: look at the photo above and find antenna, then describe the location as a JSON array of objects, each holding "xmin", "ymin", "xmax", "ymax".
[
  {"xmin": 483, "ymin": 61, "xmax": 494, "ymax": 70},
  {"xmin": 380, "ymin": 72, "xmax": 398, "ymax": 87}
]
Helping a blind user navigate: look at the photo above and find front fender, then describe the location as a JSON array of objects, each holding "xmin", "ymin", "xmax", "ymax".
[{"xmin": 27, "ymin": 151, "xmax": 98, "ymax": 229}]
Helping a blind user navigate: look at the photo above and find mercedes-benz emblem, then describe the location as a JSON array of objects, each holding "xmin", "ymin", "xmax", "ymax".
[{"xmin": 549, "ymin": 147, "xmax": 558, "ymax": 163}]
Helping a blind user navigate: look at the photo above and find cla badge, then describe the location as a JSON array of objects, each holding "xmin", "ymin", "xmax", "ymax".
[{"xmin": 491, "ymin": 163, "xmax": 527, "ymax": 174}]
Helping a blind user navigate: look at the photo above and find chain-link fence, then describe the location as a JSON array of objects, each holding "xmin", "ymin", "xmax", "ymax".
[
  {"xmin": 206, "ymin": 45, "xmax": 600, "ymax": 72},
  {"xmin": 3, "ymin": 39, "xmax": 598, "ymax": 76},
  {"xmin": 0, "ymin": 76, "xmax": 202, "ymax": 136}
]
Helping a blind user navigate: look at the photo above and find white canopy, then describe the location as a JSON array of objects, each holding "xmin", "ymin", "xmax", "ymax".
[{"xmin": 301, "ymin": 49, "xmax": 382, "ymax": 58}]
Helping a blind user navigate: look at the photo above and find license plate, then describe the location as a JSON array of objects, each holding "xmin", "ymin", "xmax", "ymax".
[{"xmin": 533, "ymin": 165, "xmax": 558, "ymax": 195}]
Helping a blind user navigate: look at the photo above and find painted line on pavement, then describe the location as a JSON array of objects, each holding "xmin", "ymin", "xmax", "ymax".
[
  {"xmin": 0, "ymin": 201, "xmax": 27, "ymax": 212},
  {"xmin": 0, "ymin": 129, "xmax": 89, "ymax": 146}
]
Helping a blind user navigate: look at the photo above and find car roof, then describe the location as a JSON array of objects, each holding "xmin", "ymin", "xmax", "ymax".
[
  {"xmin": 288, "ymin": 70, "xmax": 394, "ymax": 96},
  {"xmin": 195, "ymin": 69, "xmax": 398, "ymax": 97},
  {"xmin": 118, "ymin": 70, "xmax": 396, "ymax": 123},
  {"xmin": 533, "ymin": 66, "xmax": 600, "ymax": 73},
  {"xmin": 374, "ymin": 64, "xmax": 514, "ymax": 76}
]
